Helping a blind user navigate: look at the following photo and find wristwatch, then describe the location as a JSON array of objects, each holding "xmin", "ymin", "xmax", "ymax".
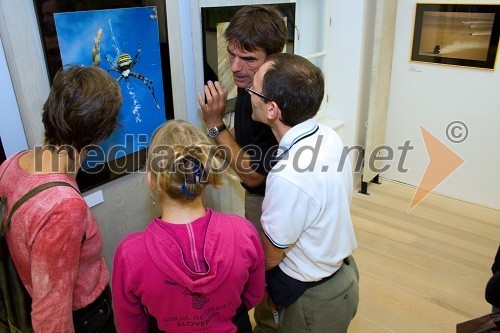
[{"xmin": 207, "ymin": 123, "xmax": 227, "ymax": 138}]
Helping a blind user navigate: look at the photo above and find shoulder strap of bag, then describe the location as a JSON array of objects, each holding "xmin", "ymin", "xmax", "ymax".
[
  {"xmin": 5, "ymin": 182, "xmax": 80, "ymax": 233},
  {"xmin": 0, "ymin": 151, "xmax": 27, "ymax": 234}
]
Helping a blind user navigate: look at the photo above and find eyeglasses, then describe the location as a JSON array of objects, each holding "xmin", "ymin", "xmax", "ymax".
[{"xmin": 245, "ymin": 87, "xmax": 273, "ymax": 102}]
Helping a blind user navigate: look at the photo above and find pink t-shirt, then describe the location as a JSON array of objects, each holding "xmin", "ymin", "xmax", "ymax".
[{"xmin": 0, "ymin": 152, "xmax": 108, "ymax": 333}]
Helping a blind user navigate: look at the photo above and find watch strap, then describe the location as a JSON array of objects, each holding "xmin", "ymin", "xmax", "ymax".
[
  {"xmin": 215, "ymin": 123, "xmax": 226, "ymax": 133},
  {"xmin": 208, "ymin": 123, "xmax": 227, "ymax": 138}
]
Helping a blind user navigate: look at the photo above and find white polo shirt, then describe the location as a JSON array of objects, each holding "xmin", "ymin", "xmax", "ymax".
[{"xmin": 261, "ymin": 119, "xmax": 357, "ymax": 282}]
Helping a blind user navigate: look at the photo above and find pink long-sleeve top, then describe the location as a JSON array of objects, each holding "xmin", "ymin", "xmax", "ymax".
[{"xmin": 0, "ymin": 152, "xmax": 108, "ymax": 333}]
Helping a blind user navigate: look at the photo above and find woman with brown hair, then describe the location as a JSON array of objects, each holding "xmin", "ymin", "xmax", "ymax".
[{"xmin": 0, "ymin": 65, "xmax": 122, "ymax": 332}]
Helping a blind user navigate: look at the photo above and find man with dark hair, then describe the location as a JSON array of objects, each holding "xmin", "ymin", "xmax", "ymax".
[
  {"xmin": 197, "ymin": 6, "xmax": 288, "ymax": 333},
  {"xmin": 249, "ymin": 53, "xmax": 359, "ymax": 333},
  {"xmin": 198, "ymin": 5, "xmax": 287, "ymax": 229}
]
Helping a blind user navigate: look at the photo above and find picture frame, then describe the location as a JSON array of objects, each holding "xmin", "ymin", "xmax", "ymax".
[
  {"xmin": 33, "ymin": 1, "xmax": 174, "ymax": 192},
  {"xmin": 0, "ymin": 137, "xmax": 6, "ymax": 166},
  {"xmin": 411, "ymin": 3, "xmax": 500, "ymax": 69}
]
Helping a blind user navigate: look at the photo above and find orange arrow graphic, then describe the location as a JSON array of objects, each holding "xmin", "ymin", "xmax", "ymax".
[{"xmin": 409, "ymin": 126, "xmax": 464, "ymax": 211}]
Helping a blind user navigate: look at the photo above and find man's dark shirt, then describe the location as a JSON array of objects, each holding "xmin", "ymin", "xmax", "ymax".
[{"xmin": 234, "ymin": 88, "xmax": 278, "ymax": 195}]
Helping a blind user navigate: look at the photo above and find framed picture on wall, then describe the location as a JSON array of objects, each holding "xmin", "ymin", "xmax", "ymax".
[
  {"xmin": 33, "ymin": 1, "xmax": 174, "ymax": 192},
  {"xmin": 411, "ymin": 3, "xmax": 500, "ymax": 69}
]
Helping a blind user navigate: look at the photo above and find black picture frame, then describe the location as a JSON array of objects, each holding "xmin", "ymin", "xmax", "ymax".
[
  {"xmin": 33, "ymin": 0, "xmax": 174, "ymax": 192},
  {"xmin": 411, "ymin": 3, "xmax": 500, "ymax": 69},
  {"xmin": 0, "ymin": 137, "xmax": 6, "ymax": 166}
]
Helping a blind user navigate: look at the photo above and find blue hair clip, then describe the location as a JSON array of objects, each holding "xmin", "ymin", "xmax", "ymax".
[
  {"xmin": 183, "ymin": 156, "xmax": 203, "ymax": 185},
  {"xmin": 181, "ymin": 182, "xmax": 198, "ymax": 199},
  {"xmin": 181, "ymin": 156, "xmax": 203, "ymax": 199}
]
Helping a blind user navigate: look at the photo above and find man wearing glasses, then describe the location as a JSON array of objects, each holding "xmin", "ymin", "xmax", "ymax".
[{"xmin": 249, "ymin": 53, "xmax": 359, "ymax": 333}]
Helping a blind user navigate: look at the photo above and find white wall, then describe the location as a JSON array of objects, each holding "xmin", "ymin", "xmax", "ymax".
[
  {"xmin": 384, "ymin": 0, "xmax": 500, "ymax": 209},
  {"xmin": 326, "ymin": 0, "xmax": 373, "ymax": 188},
  {"xmin": 327, "ymin": 0, "xmax": 366, "ymax": 150},
  {"xmin": 0, "ymin": 36, "xmax": 28, "ymax": 155}
]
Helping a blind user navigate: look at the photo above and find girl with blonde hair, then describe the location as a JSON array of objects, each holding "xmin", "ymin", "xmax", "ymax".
[{"xmin": 112, "ymin": 120, "xmax": 265, "ymax": 333}]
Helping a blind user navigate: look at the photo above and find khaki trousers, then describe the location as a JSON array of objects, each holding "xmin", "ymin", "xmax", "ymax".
[
  {"xmin": 278, "ymin": 256, "xmax": 359, "ymax": 333},
  {"xmin": 244, "ymin": 192, "xmax": 279, "ymax": 333},
  {"xmin": 244, "ymin": 192, "xmax": 264, "ymax": 233}
]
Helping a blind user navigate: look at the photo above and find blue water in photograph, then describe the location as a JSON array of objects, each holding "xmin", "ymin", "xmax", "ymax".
[{"xmin": 54, "ymin": 7, "xmax": 166, "ymax": 167}]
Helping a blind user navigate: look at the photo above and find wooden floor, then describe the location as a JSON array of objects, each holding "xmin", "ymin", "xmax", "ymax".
[{"xmin": 348, "ymin": 179, "xmax": 500, "ymax": 333}]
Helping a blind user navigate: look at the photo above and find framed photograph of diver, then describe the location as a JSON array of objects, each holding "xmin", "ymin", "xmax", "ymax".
[
  {"xmin": 411, "ymin": 4, "xmax": 500, "ymax": 69},
  {"xmin": 33, "ymin": 1, "xmax": 174, "ymax": 192}
]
